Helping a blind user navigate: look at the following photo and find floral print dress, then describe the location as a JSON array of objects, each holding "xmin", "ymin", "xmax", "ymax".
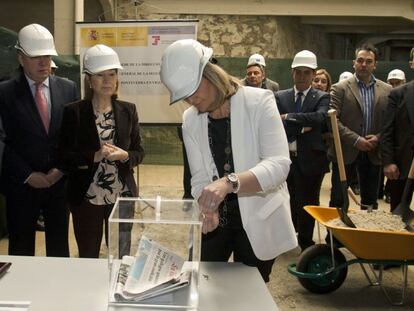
[{"xmin": 85, "ymin": 110, "xmax": 132, "ymax": 205}]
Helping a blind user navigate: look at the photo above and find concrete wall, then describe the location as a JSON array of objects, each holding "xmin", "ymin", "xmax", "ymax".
[
  {"xmin": 0, "ymin": 0, "xmax": 53, "ymax": 34},
  {"xmin": 117, "ymin": 10, "xmax": 332, "ymax": 59}
]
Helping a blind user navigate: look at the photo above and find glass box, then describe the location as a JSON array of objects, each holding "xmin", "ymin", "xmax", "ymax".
[{"xmin": 108, "ymin": 197, "xmax": 202, "ymax": 309}]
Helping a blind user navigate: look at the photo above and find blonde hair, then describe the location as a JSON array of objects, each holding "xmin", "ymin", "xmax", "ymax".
[{"xmin": 202, "ymin": 62, "xmax": 240, "ymax": 110}]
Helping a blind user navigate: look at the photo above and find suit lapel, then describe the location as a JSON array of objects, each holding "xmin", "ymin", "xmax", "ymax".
[
  {"xmin": 406, "ymin": 82, "xmax": 414, "ymax": 128},
  {"xmin": 348, "ymin": 77, "xmax": 363, "ymax": 111},
  {"xmin": 15, "ymin": 74, "xmax": 46, "ymax": 134},
  {"xmin": 49, "ymin": 76, "xmax": 63, "ymax": 136},
  {"xmin": 113, "ymin": 100, "xmax": 127, "ymax": 147},
  {"xmin": 301, "ymin": 88, "xmax": 317, "ymax": 112},
  {"xmin": 284, "ymin": 89, "xmax": 295, "ymax": 113},
  {"xmin": 373, "ymin": 80, "xmax": 383, "ymax": 109}
]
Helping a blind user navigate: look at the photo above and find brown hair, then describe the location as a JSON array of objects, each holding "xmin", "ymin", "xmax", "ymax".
[{"xmin": 314, "ymin": 68, "xmax": 332, "ymax": 92}]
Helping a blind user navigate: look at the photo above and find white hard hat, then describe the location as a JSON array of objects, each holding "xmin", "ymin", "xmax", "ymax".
[
  {"xmin": 291, "ymin": 50, "xmax": 317, "ymax": 69},
  {"xmin": 160, "ymin": 39, "xmax": 213, "ymax": 105},
  {"xmin": 83, "ymin": 44, "xmax": 123, "ymax": 75},
  {"xmin": 387, "ymin": 69, "xmax": 405, "ymax": 82},
  {"xmin": 247, "ymin": 54, "xmax": 266, "ymax": 67},
  {"xmin": 51, "ymin": 60, "xmax": 58, "ymax": 69},
  {"xmin": 15, "ymin": 23, "xmax": 57, "ymax": 57},
  {"xmin": 338, "ymin": 71, "xmax": 353, "ymax": 82}
]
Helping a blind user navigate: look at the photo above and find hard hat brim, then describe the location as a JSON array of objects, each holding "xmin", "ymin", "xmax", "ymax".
[
  {"xmin": 291, "ymin": 63, "xmax": 317, "ymax": 69},
  {"xmin": 169, "ymin": 47, "xmax": 213, "ymax": 105},
  {"xmin": 15, "ymin": 44, "xmax": 58, "ymax": 57},
  {"xmin": 83, "ymin": 64, "xmax": 123, "ymax": 75}
]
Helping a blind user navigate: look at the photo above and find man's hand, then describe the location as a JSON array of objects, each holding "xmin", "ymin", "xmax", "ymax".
[
  {"xmin": 384, "ymin": 164, "xmax": 400, "ymax": 180},
  {"xmin": 355, "ymin": 136, "xmax": 375, "ymax": 151},
  {"xmin": 26, "ymin": 172, "xmax": 51, "ymax": 189},
  {"xmin": 45, "ymin": 168, "xmax": 63, "ymax": 186},
  {"xmin": 365, "ymin": 134, "xmax": 379, "ymax": 148}
]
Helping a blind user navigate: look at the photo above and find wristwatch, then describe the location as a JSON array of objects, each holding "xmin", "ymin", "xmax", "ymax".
[{"xmin": 226, "ymin": 173, "xmax": 240, "ymax": 193}]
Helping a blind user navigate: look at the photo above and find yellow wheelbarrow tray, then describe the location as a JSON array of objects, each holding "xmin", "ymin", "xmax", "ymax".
[
  {"xmin": 306, "ymin": 205, "xmax": 414, "ymax": 260},
  {"xmin": 288, "ymin": 205, "xmax": 414, "ymax": 306}
]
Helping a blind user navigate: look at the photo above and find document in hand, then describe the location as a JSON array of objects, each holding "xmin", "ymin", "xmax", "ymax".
[{"xmin": 113, "ymin": 235, "xmax": 191, "ymax": 302}]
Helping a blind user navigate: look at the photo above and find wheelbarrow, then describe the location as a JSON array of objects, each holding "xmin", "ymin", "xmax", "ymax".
[{"xmin": 288, "ymin": 205, "xmax": 414, "ymax": 305}]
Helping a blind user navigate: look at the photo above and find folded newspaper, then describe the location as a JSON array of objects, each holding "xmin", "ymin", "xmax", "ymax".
[{"xmin": 113, "ymin": 236, "xmax": 191, "ymax": 302}]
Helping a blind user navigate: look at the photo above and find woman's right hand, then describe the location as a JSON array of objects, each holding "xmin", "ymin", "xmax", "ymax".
[{"xmin": 201, "ymin": 209, "xmax": 219, "ymax": 234}]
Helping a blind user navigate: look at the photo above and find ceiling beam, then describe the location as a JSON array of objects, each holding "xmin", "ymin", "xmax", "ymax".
[{"xmin": 139, "ymin": 0, "xmax": 414, "ymax": 21}]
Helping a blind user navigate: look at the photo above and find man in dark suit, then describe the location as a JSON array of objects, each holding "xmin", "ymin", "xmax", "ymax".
[
  {"xmin": 275, "ymin": 50, "xmax": 329, "ymax": 251},
  {"xmin": 329, "ymin": 43, "xmax": 391, "ymax": 210},
  {"xmin": 0, "ymin": 24, "xmax": 78, "ymax": 256},
  {"xmin": 381, "ymin": 48, "xmax": 414, "ymax": 211}
]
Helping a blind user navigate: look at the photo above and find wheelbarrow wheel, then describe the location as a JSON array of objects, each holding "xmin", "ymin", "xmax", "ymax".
[{"xmin": 296, "ymin": 244, "xmax": 347, "ymax": 294}]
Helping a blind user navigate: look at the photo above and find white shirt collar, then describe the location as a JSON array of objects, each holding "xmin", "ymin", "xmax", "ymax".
[
  {"xmin": 25, "ymin": 74, "xmax": 50, "ymax": 89},
  {"xmin": 294, "ymin": 85, "xmax": 311, "ymax": 98}
]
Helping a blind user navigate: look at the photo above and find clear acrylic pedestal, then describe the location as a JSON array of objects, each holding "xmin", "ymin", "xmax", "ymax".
[{"xmin": 108, "ymin": 197, "xmax": 202, "ymax": 309}]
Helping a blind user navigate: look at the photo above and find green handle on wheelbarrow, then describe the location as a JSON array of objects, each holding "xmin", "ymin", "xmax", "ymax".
[
  {"xmin": 328, "ymin": 109, "xmax": 356, "ymax": 228},
  {"xmin": 392, "ymin": 157, "xmax": 414, "ymax": 232}
]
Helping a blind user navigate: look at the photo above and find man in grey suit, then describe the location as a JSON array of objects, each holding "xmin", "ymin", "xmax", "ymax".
[
  {"xmin": 329, "ymin": 43, "xmax": 391, "ymax": 210},
  {"xmin": 275, "ymin": 50, "xmax": 329, "ymax": 251},
  {"xmin": 0, "ymin": 24, "xmax": 78, "ymax": 256},
  {"xmin": 381, "ymin": 48, "xmax": 414, "ymax": 211}
]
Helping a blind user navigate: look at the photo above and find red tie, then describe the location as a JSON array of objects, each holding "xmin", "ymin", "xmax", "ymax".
[{"xmin": 35, "ymin": 83, "xmax": 49, "ymax": 133}]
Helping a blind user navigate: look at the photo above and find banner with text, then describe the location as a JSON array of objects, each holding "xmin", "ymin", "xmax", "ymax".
[{"xmin": 76, "ymin": 21, "xmax": 197, "ymax": 123}]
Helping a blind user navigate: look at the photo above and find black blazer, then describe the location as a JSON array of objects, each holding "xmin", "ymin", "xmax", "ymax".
[
  {"xmin": 275, "ymin": 87, "xmax": 329, "ymax": 176},
  {"xmin": 0, "ymin": 72, "xmax": 79, "ymax": 187},
  {"xmin": 57, "ymin": 99, "xmax": 144, "ymax": 205},
  {"xmin": 381, "ymin": 81, "xmax": 414, "ymax": 179}
]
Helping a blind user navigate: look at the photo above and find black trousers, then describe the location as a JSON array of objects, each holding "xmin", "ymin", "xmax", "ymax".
[
  {"xmin": 201, "ymin": 222, "xmax": 275, "ymax": 283},
  {"xmin": 388, "ymin": 179, "xmax": 407, "ymax": 211},
  {"xmin": 70, "ymin": 200, "xmax": 133, "ymax": 258},
  {"xmin": 287, "ymin": 156, "xmax": 325, "ymax": 251},
  {"xmin": 6, "ymin": 179, "xmax": 69, "ymax": 257},
  {"xmin": 330, "ymin": 152, "xmax": 380, "ymax": 208}
]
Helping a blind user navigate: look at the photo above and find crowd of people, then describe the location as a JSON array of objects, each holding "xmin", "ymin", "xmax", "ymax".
[{"xmin": 0, "ymin": 23, "xmax": 412, "ymax": 282}]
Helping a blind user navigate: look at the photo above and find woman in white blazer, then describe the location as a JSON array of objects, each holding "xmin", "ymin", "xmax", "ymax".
[{"xmin": 160, "ymin": 39, "xmax": 297, "ymax": 282}]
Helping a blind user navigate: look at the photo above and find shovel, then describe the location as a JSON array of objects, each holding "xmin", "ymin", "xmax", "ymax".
[
  {"xmin": 392, "ymin": 158, "xmax": 414, "ymax": 232},
  {"xmin": 328, "ymin": 109, "xmax": 356, "ymax": 228},
  {"xmin": 347, "ymin": 188, "xmax": 373, "ymax": 211}
]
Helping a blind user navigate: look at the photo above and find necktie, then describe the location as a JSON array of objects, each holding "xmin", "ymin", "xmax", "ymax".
[
  {"xmin": 35, "ymin": 83, "xmax": 49, "ymax": 133},
  {"xmin": 295, "ymin": 92, "xmax": 303, "ymax": 113}
]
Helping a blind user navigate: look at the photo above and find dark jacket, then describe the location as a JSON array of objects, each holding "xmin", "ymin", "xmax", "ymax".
[
  {"xmin": 275, "ymin": 87, "xmax": 329, "ymax": 176},
  {"xmin": 381, "ymin": 81, "xmax": 414, "ymax": 179},
  {"xmin": 0, "ymin": 72, "xmax": 78, "ymax": 187},
  {"xmin": 57, "ymin": 99, "xmax": 144, "ymax": 205}
]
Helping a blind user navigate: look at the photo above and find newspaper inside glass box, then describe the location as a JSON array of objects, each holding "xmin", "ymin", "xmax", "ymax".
[{"xmin": 108, "ymin": 197, "xmax": 202, "ymax": 309}]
